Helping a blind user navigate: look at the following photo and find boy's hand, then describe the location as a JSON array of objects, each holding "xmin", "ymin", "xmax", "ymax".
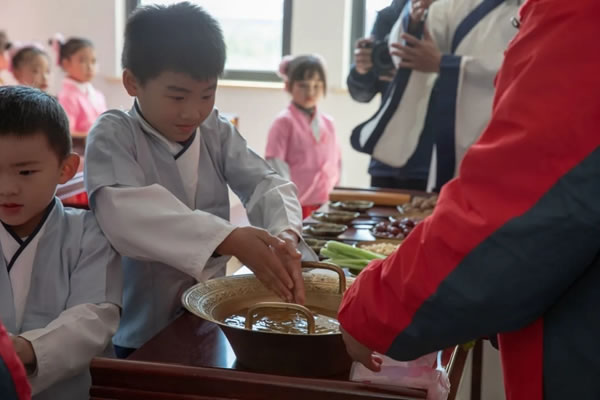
[
  {"xmin": 276, "ymin": 230, "xmax": 305, "ymax": 305},
  {"xmin": 341, "ymin": 327, "xmax": 383, "ymax": 372},
  {"xmin": 216, "ymin": 227, "xmax": 297, "ymax": 302},
  {"xmin": 11, "ymin": 336, "xmax": 36, "ymax": 374}
]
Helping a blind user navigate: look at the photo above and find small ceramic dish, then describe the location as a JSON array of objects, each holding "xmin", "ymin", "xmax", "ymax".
[
  {"xmin": 304, "ymin": 238, "xmax": 328, "ymax": 254},
  {"xmin": 303, "ymin": 223, "xmax": 348, "ymax": 237},
  {"xmin": 312, "ymin": 210, "xmax": 360, "ymax": 224},
  {"xmin": 330, "ymin": 200, "xmax": 375, "ymax": 211}
]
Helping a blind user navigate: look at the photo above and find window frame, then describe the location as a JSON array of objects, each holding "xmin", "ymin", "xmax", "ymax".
[
  {"xmin": 349, "ymin": 0, "xmax": 366, "ymax": 69},
  {"xmin": 127, "ymin": 0, "xmax": 293, "ymax": 82}
]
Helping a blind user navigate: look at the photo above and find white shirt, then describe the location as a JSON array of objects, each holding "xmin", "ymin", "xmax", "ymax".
[
  {"xmin": 0, "ymin": 223, "xmax": 45, "ymax": 330},
  {"xmin": 135, "ymin": 105, "xmax": 201, "ymax": 205}
]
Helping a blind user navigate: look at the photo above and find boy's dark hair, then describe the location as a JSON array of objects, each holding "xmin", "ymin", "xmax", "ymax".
[
  {"xmin": 285, "ymin": 55, "xmax": 328, "ymax": 93},
  {"xmin": 11, "ymin": 46, "xmax": 49, "ymax": 71},
  {"xmin": 52, "ymin": 37, "xmax": 93, "ymax": 64},
  {"xmin": 122, "ymin": 1, "xmax": 226, "ymax": 84},
  {"xmin": 0, "ymin": 86, "xmax": 71, "ymax": 160}
]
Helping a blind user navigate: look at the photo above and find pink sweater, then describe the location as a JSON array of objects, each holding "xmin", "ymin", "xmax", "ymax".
[
  {"xmin": 58, "ymin": 78, "xmax": 107, "ymax": 135},
  {"xmin": 266, "ymin": 104, "xmax": 341, "ymax": 206}
]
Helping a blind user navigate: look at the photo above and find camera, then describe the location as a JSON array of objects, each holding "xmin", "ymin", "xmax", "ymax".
[
  {"xmin": 362, "ymin": 15, "xmax": 427, "ymax": 77},
  {"xmin": 367, "ymin": 35, "xmax": 395, "ymax": 76}
]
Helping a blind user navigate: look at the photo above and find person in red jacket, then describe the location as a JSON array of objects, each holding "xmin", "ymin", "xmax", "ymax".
[
  {"xmin": 338, "ymin": 1, "xmax": 600, "ymax": 399},
  {"xmin": 0, "ymin": 322, "xmax": 30, "ymax": 400}
]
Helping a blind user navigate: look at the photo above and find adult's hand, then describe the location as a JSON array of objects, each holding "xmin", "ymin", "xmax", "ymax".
[
  {"xmin": 354, "ymin": 37, "xmax": 374, "ymax": 75},
  {"xmin": 390, "ymin": 28, "xmax": 442, "ymax": 73}
]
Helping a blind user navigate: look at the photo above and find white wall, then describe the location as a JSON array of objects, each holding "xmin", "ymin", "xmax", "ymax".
[{"xmin": 1, "ymin": 0, "xmax": 378, "ymax": 188}]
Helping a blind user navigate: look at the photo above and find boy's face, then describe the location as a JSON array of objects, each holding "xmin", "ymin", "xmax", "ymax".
[
  {"xmin": 0, "ymin": 133, "xmax": 79, "ymax": 237},
  {"xmin": 123, "ymin": 70, "xmax": 217, "ymax": 143}
]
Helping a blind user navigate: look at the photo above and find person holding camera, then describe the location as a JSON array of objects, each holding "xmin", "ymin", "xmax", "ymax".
[
  {"xmin": 348, "ymin": 0, "xmax": 431, "ymax": 190},
  {"xmin": 350, "ymin": 0, "xmax": 520, "ymax": 191}
]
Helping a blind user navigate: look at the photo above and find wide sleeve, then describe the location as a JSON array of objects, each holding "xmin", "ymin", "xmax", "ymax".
[
  {"xmin": 347, "ymin": 67, "xmax": 385, "ymax": 103},
  {"xmin": 338, "ymin": 0, "xmax": 600, "ymax": 360},
  {"xmin": 92, "ymin": 185, "xmax": 235, "ymax": 280},
  {"xmin": 19, "ymin": 303, "xmax": 119, "ymax": 395}
]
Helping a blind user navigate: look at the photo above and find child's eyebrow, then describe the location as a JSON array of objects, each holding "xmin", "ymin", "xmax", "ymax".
[
  {"xmin": 166, "ymin": 85, "xmax": 192, "ymax": 93},
  {"xmin": 12, "ymin": 161, "xmax": 41, "ymax": 167},
  {"xmin": 203, "ymin": 84, "xmax": 217, "ymax": 92}
]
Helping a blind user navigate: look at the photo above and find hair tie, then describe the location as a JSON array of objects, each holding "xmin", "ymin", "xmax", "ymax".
[
  {"xmin": 48, "ymin": 33, "xmax": 65, "ymax": 65},
  {"xmin": 277, "ymin": 54, "xmax": 295, "ymax": 81}
]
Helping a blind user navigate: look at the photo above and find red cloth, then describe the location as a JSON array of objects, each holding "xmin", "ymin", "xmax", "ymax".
[
  {"xmin": 60, "ymin": 191, "xmax": 89, "ymax": 209},
  {"xmin": 0, "ymin": 324, "xmax": 31, "ymax": 400},
  {"xmin": 301, "ymin": 204, "xmax": 321, "ymax": 219},
  {"xmin": 338, "ymin": 1, "xmax": 600, "ymax": 399}
]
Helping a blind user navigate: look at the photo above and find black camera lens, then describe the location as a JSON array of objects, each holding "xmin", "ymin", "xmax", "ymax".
[
  {"xmin": 371, "ymin": 39, "xmax": 394, "ymax": 76},
  {"xmin": 371, "ymin": 41, "xmax": 394, "ymax": 75}
]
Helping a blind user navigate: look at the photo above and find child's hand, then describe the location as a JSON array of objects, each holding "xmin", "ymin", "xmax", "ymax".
[
  {"xmin": 276, "ymin": 230, "xmax": 305, "ymax": 305},
  {"xmin": 216, "ymin": 227, "xmax": 299, "ymax": 302},
  {"xmin": 11, "ymin": 336, "xmax": 36, "ymax": 374}
]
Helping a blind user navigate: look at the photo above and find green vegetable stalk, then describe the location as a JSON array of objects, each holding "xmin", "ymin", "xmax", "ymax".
[{"xmin": 320, "ymin": 241, "xmax": 385, "ymax": 261}]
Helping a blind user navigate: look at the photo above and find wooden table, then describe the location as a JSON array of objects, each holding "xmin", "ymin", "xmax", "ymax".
[
  {"xmin": 90, "ymin": 188, "xmax": 471, "ymax": 399},
  {"xmin": 91, "ymin": 312, "xmax": 468, "ymax": 400}
]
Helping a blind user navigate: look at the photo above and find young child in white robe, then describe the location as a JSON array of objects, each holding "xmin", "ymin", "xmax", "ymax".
[
  {"xmin": 84, "ymin": 2, "xmax": 307, "ymax": 358},
  {"xmin": 0, "ymin": 86, "xmax": 122, "ymax": 400}
]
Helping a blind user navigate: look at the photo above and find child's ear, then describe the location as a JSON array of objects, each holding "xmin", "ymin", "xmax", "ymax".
[
  {"xmin": 284, "ymin": 80, "xmax": 292, "ymax": 92},
  {"xmin": 122, "ymin": 69, "xmax": 139, "ymax": 97},
  {"xmin": 58, "ymin": 153, "xmax": 80, "ymax": 184}
]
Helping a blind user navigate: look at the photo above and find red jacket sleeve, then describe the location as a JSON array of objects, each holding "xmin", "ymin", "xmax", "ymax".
[{"xmin": 338, "ymin": 0, "xmax": 600, "ymax": 358}]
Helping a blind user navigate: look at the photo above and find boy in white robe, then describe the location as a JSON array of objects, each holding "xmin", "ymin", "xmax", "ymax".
[
  {"xmin": 85, "ymin": 2, "xmax": 307, "ymax": 358},
  {"xmin": 0, "ymin": 86, "xmax": 122, "ymax": 400}
]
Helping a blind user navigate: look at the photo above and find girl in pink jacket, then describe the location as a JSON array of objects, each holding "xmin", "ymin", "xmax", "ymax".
[
  {"xmin": 53, "ymin": 36, "xmax": 106, "ymax": 136},
  {"xmin": 265, "ymin": 55, "xmax": 341, "ymax": 218}
]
